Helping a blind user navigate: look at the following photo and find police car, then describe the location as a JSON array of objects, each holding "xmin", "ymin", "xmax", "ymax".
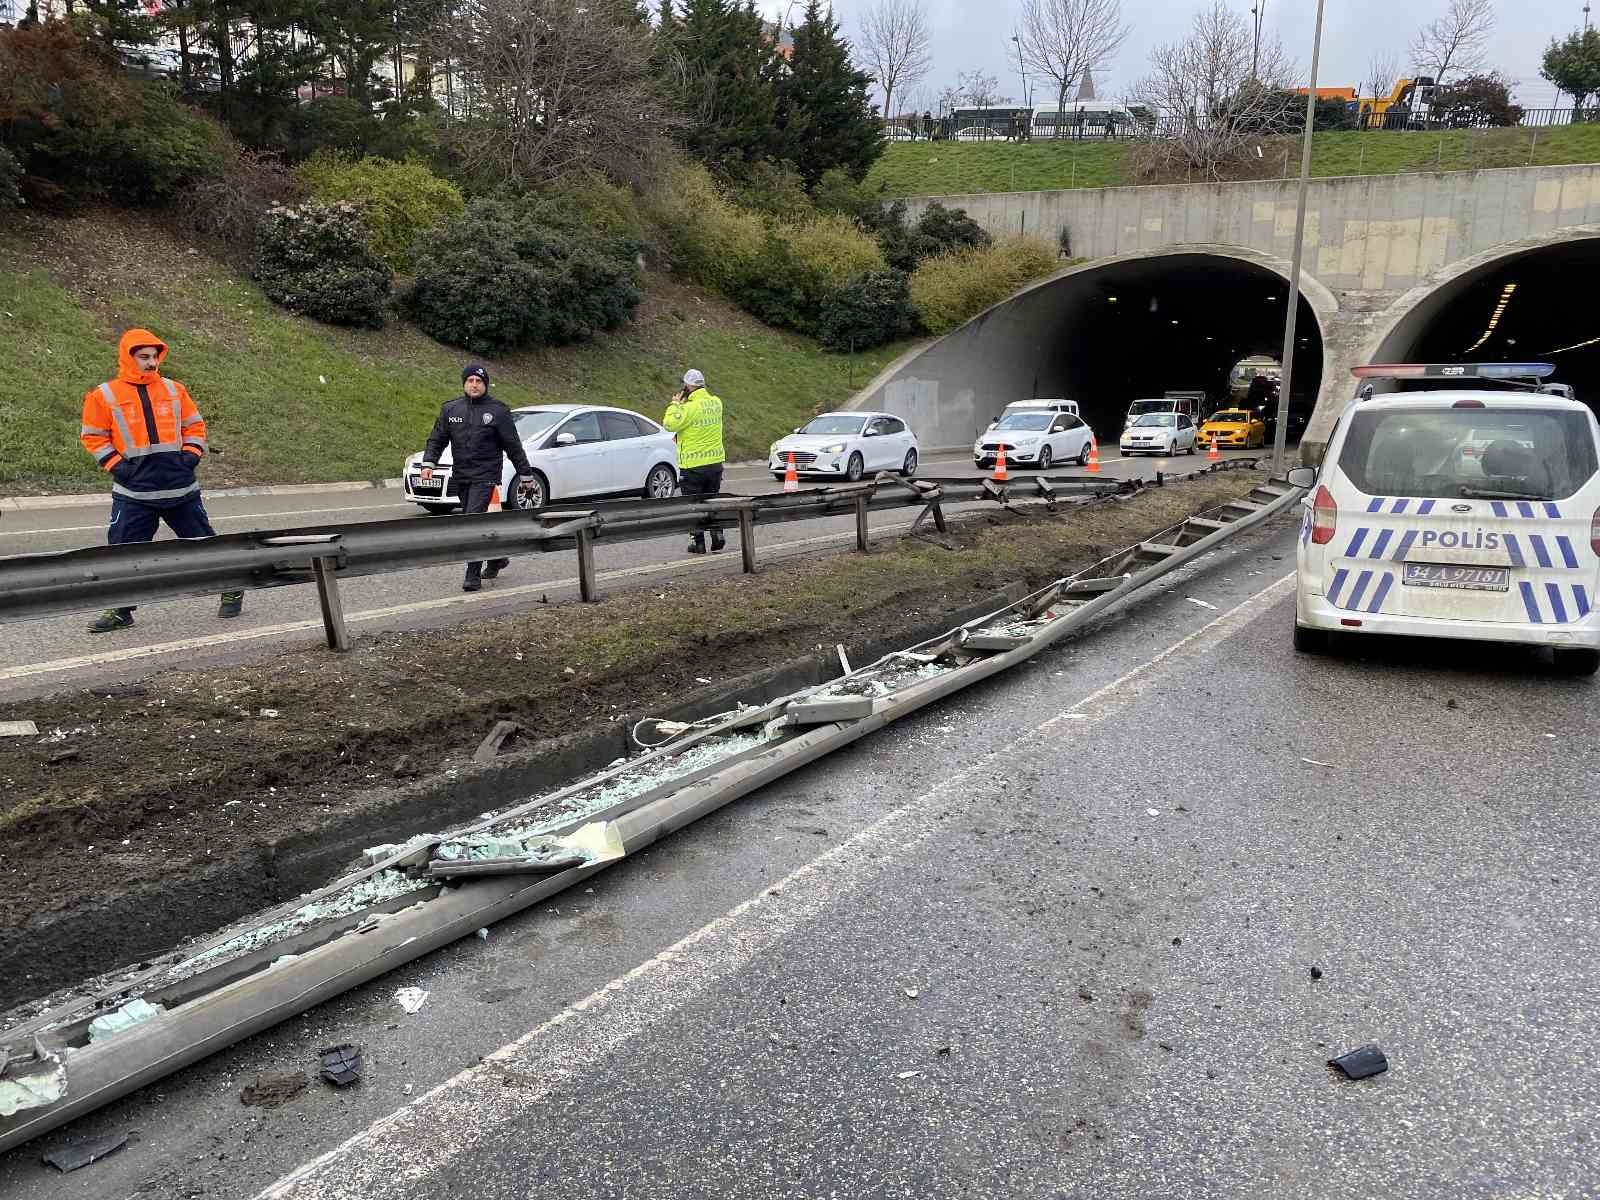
[{"xmin": 1289, "ymin": 363, "xmax": 1600, "ymax": 676}]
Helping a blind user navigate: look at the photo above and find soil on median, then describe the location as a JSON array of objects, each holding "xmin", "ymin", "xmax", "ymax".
[{"xmin": 0, "ymin": 474, "xmax": 1266, "ymax": 937}]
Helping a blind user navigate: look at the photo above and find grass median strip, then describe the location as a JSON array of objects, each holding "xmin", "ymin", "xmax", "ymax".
[{"xmin": 0, "ymin": 472, "xmax": 1265, "ymax": 936}]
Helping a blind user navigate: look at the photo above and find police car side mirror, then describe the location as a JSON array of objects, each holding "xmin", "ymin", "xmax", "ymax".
[
  {"xmin": 555, "ymin": 432, "xmax": 577, "ymax": 447},
  {"xmin": 1286, "ymin": 466, "xmax": 1317, "ymax": 487}
]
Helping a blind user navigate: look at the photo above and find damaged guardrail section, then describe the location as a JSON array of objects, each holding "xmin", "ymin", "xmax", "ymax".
[{"xmin": 0, "ymin": 475, "xmax": 1300, "ymax": 1155}]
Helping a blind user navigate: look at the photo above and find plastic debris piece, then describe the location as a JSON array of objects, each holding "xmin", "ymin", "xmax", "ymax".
[
  {"xmin": 1328, "ymin": 1045, "xmax": 1388, "ymax": 1080},
  {"xmin": 1186, "ymin": 597, "xmax": 1219, "ymax": 611},
  {"xmin": 318, "ymin": 1044, "xmax": 363, "ymax": 1087},
  {"xmin": 1301, "ymin": 757, "xmax": 1333, "ymax": 767},
  {"xmin": 0, "ymin": 1041, "xmax": 66, "ymax": 1116},
  {"xmin": 903, "ymin": 988, "xmax": 919, "ymax": 999},
  {"xmin": 259, "ymin": 708, "xmax": 280, "ymax": 718},
  {"xmin": 395, "ymin": 987, "xmax": 429, "ymax": 1015},
  {"xmin": 87, "ymin": 997, "xmax": 164, "ymax": 1043},
  {"xmin": 41, "ymin": 1131, "xmax": 132, "ymax": 1172},
  {"xmin": 240, "ymin": 1071, "xmax": 308, "ymax": 1108},
  {"xmin": 895, "ymin": 1070, "xmax": 922, "ymax": 1079},
  {"xmin": 0, "ymin": 720, "xmax": 38, "ymax": 737},
  {"xmin": 476, "ymin": 928, "xmax": 489, "ymax": 941},
  {"xmin": 1146, "ymin": 808, "xmax": 1160, "ymax": 816}
]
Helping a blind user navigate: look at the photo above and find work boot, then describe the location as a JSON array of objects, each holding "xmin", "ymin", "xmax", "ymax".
[
  {"xmin": 218, "ymin": 591, "xmax": 244, "ymax": 619},
  {"xmin": 482, "ymin": 557, "xmax": 509, "ymax": 580},
  {"xmin": 686, "ymin": 538, "xmax": 707, "ymax": 555},
  {"xmin": 88, "ymin": 607, "xmax": 135, "ymax": 634},
  {"xmin": 463, "ymin": 566, "xmax": 482, "ymax": 592},
  {"xmin": 709, "ymin": 534, "xmax": 727, "ymax": 553}
]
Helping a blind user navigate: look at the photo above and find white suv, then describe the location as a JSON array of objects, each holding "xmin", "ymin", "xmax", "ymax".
[{"xmin": 1291, "ymin": 367, "xmax": 1600, "ymax": 675}]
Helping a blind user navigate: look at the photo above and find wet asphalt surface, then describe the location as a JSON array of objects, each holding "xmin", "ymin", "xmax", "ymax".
[{"xmin": 3, "ymin": 510, "xmax": 1595, "ymax": 1199}]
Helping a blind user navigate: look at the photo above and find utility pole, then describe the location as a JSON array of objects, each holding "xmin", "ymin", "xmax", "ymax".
[
  {"xmin": 1271, "ymin": 0, "xmax": 1325, "ymax": 475},
  {"xmin": 1011, "ymin": 31, "xmax": 1030, "ymax": 110},
  {"xmin": 1251, "ymin": 1, "xmax": 1266, "ymax": 80}
]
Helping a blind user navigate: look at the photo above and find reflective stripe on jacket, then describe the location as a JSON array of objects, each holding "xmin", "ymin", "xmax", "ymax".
[
  {"xmin": 662, "ymin": 388, "xmax": 725, "ymax": 470},
  {"xmin": 80, "ymin": 328, "xmax": 207, "ymax": 506}
]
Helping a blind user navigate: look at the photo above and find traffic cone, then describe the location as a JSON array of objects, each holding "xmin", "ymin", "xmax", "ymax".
[
  {"xmin": 1207, "ymin": 434, "xmax": 1220, "ymax": 462},
  {"xmin": 783, "ymin": 452, "xmax": 799, "ymax": 494},
  {"xmin": 1086, "ymin": 438, "xmax": 1100, "ymax": 473},
  {"xmin": 487, "ymin": 486, "xmax": 503, "ymax": 512},
  {"xmin": 992, "ymin": 444, "xmax": 1010, "ymax": 482}
]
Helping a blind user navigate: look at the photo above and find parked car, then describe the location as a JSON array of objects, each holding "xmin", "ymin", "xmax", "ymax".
[
  {"xmin": 1119, "ymin": 412, "xmax": 1199, "ymax": 456},
  {"xmin": 1123, "ymin": 396, "xmax": 1198, "ymax": 430},
  {"xmin": 974, "ymin": 408, "xmax": 1095, "ymax": 470},
  {"xmin": 769, "ymin": 411, "xmax": 920, "ymax": 481},
  {"xmin": 402, "ymin": 404, "xmax": 678, "ymax": 513},
  {"xmin": 1197, "ymin": 407, "xmax": 1268, "ymax": 449}
]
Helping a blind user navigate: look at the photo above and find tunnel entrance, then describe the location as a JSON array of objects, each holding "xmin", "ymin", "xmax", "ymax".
[
  {"xmin": 1373, "ymin": 237, "xmax": 1600, "ymax": 414},
  {"xmin": 1020, "ymin": 253, "xmax": 1323, "ymax": 441}
]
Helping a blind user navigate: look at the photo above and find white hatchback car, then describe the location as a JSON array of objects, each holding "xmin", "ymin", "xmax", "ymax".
[
  {"xmin": 769, "ymin": 412, "xmax": 920, "ymax": 481},
  {"xmin": 403, "ymin": 404, "xmax": 679, "ymax": 513},
  {"xmin": 1119, "ymin": 412, "xmax": 1199, "ymax": 456},
  {"xmin": 974, "ymin": 408, "xmax": 1095, "ymax": 470},
  {"xmin": 1291, "ymin": 364, "xmax": 1600, "ymax": 675}
]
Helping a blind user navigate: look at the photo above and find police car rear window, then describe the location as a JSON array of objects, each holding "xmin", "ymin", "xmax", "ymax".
[{"xmin": 1337, "ymin": 407, "xmax": 1599, "ymax": 500}]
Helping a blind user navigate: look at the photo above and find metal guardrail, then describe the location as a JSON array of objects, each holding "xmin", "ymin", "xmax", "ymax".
[
  {"xmin": 0, "ymin": 466, "xmax": 1255, "ymax": 651},
  {"xmin": 0, "ymin": 475, "xmax": 1301, "ymax": 1156}
]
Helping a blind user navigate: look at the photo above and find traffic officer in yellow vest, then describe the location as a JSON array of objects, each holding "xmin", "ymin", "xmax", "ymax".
[{"xmin": 662, "ymin": 368, "xmax": 726, "ymax": 554}]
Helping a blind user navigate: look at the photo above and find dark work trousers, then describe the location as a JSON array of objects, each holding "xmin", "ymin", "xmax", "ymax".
[
  {"xmin": 106, "ymin": 492, "xmax": 240, "ymax": 613},
  {"xmin": 679, "ymin": 463, "xmax": 725, "ymax": 550},
  {"xmin": 460, "ymin": 480, "xmax": 512, "ymax": 584}
]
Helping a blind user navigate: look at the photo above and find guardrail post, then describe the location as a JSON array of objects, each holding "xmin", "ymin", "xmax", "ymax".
[
  {"xmin": 854, "ymin": 495, "xmax": 869, "ymax": 553},
  {"xmin": 738, "ymin": 505, "xmax": 756, "ymax": 574},
  {"xmin": 311, "ymin": 556, "xmax": 350, "ymax": 652},
  {"xmin": 576, "ymin": 527, "xmax": 598, "ymax": 602}
]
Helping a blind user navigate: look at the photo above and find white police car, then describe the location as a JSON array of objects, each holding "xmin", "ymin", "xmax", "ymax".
[{"xmin": 1290, "ymin": 363, "xmax": 1600, "ymax": 675}]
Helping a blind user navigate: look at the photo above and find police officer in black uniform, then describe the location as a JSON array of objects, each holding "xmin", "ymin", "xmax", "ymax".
[{"xmin": 419, "ymin": 364, "xmax": 538, "ymax": 592}]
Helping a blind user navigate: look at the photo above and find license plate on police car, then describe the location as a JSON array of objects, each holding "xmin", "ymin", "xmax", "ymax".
[
  {"xmin": 1402, "ymin": 563, "xmax": 1509, "ymax": 592},
  {"xmin": 411, "ymin": 475, "xmax": 441, "ymax": 494}
]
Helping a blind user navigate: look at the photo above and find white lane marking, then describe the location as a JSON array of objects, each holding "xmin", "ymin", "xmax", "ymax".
[
  {"xmin": 257, "ymin": 570, "xmax": 1293, "ymax": 1200},
  {"xmin": 1, "ymin": 502, "xmax": 413, "ymax": 539},
  {"xmin": 0, "ymin": 519, "xmax": 924, "ymax": 683}
]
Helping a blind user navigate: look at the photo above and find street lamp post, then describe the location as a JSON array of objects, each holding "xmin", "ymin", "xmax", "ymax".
[
  {"xmin": 1251, "ymin": 1, "xmax": 1266, "ymax": 80},
  {"xmin": 1271, "ymin": 0, "xmax": 1326, "ymax": 475},
  {"xmin": 1011, "ymin": 33, "xmax": 1030, "ymax": 111}
]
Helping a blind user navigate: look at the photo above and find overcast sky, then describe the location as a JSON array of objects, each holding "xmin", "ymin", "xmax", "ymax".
[{"xmin": 759, "ymin": 0, "xmax": 1587, "ymax": 111}]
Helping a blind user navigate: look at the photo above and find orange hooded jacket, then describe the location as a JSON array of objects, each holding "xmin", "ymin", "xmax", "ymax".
[{"xmin": 80, "ymin": 329, "xmax": 208, "ymax": 506}]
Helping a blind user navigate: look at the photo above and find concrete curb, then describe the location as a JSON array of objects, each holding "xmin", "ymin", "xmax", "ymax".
[{"xmin": 0, "ymin": 586, "xmax": 1030, "ymax": 1011}]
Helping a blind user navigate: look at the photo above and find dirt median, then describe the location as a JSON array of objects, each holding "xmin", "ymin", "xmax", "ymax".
[{"xmin": 0, "ymin": 473, "xmax": 1267, "ymax": 1004}]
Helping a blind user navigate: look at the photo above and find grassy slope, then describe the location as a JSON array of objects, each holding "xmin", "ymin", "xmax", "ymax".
[
  {"xmin": 866, "ymin": 124, "xmax": 1600, "ymax": 197},
  {"xmin": 0, "ymin": 211, "xmax": 914, "ymax": 496}
]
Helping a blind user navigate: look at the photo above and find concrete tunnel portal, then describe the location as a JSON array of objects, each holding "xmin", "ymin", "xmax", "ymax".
[{"xmin": 860, "ymin": 250, "xmax": 1326, "ymax": 450}]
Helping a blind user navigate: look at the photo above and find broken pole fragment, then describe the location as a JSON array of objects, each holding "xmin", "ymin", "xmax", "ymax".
[
  {"xmin": 473, "ymin": 721, "xmax": 522, "ymax": 764},
  {"xmin": 782, "ymin": 695, "xmax": 874, "ymax": 725},
  {"xmin": 1328, "ymin": 1045, "xmax": 1388, "ymax": 1080}
]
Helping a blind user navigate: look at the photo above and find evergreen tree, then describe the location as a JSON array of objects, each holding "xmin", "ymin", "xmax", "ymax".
[
  {"xmin": 774, "ymin": 0, "xmax": 881, "ymax": 187},
  {"xmin": 670, "ymin": 0, "xmax": 779, "ymax": 170}
]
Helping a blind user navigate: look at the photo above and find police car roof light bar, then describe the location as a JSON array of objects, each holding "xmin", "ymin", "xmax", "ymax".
[{"xmin": 1351, "ymin": 362, "xmax": 1556, "ymax": 380}]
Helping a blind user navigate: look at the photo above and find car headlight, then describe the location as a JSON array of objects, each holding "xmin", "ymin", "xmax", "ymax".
[{"xmin": 821, "ymin": 442, "xmax": 847, "ymax": 454}]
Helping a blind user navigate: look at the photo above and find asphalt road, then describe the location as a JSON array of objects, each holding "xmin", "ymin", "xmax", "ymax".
[
  {"xmin": 0, "ymin": 449, "xmax": 1255, "ymax": 700},
  {"xmin": 3, "ymin": 510, "xmax": 1594, "ymax": 1199}
]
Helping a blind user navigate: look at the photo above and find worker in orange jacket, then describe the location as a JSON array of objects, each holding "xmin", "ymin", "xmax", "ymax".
[{"xmin": 79, "ymin": 328, "xmax": 244, "ymax": 632}]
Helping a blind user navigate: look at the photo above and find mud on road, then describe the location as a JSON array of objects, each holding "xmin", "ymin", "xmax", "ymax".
[{"xmin": 0, "ymin": 474, "xmax": 1265, "ymax": 1004}]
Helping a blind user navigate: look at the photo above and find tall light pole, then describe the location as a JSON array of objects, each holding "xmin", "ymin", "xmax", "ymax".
[
  {"xmin": 1250, "ymin": 1, "xmax": 1266, "ymax": 80},
  {"xmin": 1012, "ymin": 32, "xmax": 1030, "ymax": 109},
  {"xmin": 1271, "ymin": 0, "xmax": 1326, "ymax": 475}
]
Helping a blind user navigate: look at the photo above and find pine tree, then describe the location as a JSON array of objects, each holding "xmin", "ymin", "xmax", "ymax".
[
  {"xmin": 670, "ymin": 0, "xmax": 779, "ymax": 170},
  {"xmin": 774, "ymin": 0, "xmax": 881, "ymax": 187}
]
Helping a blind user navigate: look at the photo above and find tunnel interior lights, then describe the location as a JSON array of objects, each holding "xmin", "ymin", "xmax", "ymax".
[
  {"xmin": 1352, "ymin": 363, "xmax": 1555, "ymax": 380},
  {"xmin": 1541, "ymin": 334, "xmax": 1600, "ymax": 357},
  {"xmin": 1464, "ymin": 282, "xmax": 1517, "ymax": 354}
]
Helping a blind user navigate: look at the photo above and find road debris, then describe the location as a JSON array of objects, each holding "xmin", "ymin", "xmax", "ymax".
[
  {"xmin": 47, "ymin": 748, "xmax": 80, "ymax": 765},
  {"xmin": 1328, "ymin": 1045, "xmax": 1388, "ymax": 1080},
  {"xmin": 240, "ymin": 1072, "xmax": 308, "ymax": 1108},
  {"xmin": 0, "ymin": 720, "xmax": 39, "ymax": 737},
  {"xmin": 895, "ymin": 1070, "xmax": 922, "ymax": 1079},
  {"xmin": 395, "ymin": 987, "xmax": 430, "ymax": 1015},
  {"xmin": 1186, "ymin": 597, "xmax": 1219, "ymax": 611},
  {"xmin": 903, "ymin": 988, "xmax": 919, "ymax": 999},
  {"xmin": 1309, "ymin": 966, "xmax": 1323, "ymax": 981},
  {"xmin": 475, "ymin": 928, "xmax": 489, "ymax": 941},
  {"xmin": 259, "ymin": 708, "xmax": 280, "ymax": 718},
  {"xmin": 1146, "ymin": 808, "xmax": 1160, "ymax": 816},
  {"xmin": 87, "ymin": 998, "xmax": 164, "ymax": 1044},
  {"xmin": 473, "ymin": 721, "xmax": 522, "ymax": 764},
  {"xmin": 41, "ymin": 1131, "xmax": 132, "ymax": 1172},
  {"xmin": 1300, "ymin": 757, "xmax": 1333, "ymax": 767},
  {"xmin": 0, "ymin": 1041, "xmax": 65, "ymax": 1116},
  {"xmin": 318, "ymin": 1044, "xmax": 363, "ymax": 1087}
]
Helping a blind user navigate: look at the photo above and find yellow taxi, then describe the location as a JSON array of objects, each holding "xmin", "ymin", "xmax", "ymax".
[{"xmin": 1197, "ymin": 408, "xmax": 1267, "ymax": 449}]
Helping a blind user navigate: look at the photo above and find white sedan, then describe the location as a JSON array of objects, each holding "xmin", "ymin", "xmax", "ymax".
[
  {"xmin": 769, "ymin": 412, "xmax": 920, "ymax": 482},
  {"xmin": 973, "ymin": 408, "xmax": 1095, "ymax": 470},
  {"xmin": 403, "ymin": 404, "xmax": 679, "ymax": 512},
  {"xmin": 1119, "ymin": 412, "xmax": 1199, "ymax": 456}
]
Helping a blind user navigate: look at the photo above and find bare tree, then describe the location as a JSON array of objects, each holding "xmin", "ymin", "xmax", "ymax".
[
  {"xmin": 440, "ymin": 0, "xmax": 678, "ymax": 187},
  {"xmin": 1127, "ymin": 0, "xmax": 1296, "ymax": 181},
  {"xmin": 959, "ymin": 68, "xmax": 1000, "ymax": 109},
  {"xmin": 859, "ymin": 0, "xmax": 933, "ymax": 126},
  {"xmin": 1409, "ymin": 0, "xmax": 1495, "ymax": 85},
  {"xmin": 1018, "ymin": 0, "xmax": 1130, "ymax": 137},
  {"xmin": 1360, "ymin": 49, "xmax": 1403, "ymax": 126}
]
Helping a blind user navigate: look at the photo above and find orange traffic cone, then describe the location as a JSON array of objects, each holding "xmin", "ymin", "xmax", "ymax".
[
  {"xmin": 1206, "ymin": 434, "xmax": 1220, "ymax": 462},
  {"xmin": 487, "ymin": 485, "xmax": 503, "ymax": 512},
  {"xmin": 1086, "ymin": 438, "xmax": 1100, "ymax": 473},
  {"xmin": 992, "ymin": 443, "xmax": 1011, "ymax": 482},
  {"xmin": 783, "ymin": 452, "xmax": 800, "ymax": 494}
]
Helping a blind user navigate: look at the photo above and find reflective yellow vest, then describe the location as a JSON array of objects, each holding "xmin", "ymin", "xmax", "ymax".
[{"xmin": 662, "ymin": 387, "xmax": 725, "ymax": 469}]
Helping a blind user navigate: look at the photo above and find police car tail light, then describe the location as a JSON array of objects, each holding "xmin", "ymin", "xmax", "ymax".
[
  {"xmin": 1310, "ymin": 486, "xmax": 1337, "ymax": 545},
  {"xmin": 1452, "ymin": 399, "xmax": 1486, "ymax": 409}
]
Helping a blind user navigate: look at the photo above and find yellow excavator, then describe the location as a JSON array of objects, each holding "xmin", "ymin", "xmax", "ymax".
[{"xmin": 1358, "ymin": 78, "xmax": 1437, "ymax": 129}]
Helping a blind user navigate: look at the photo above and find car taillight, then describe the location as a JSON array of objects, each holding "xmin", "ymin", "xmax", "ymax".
[
  {"xmin": 1311, "ymin": 486, "xmax": 1337, "ymax": 545},
  {"xmin": 1591, "ymin": 504, "xmax": 1600, "ymax": 557}
]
